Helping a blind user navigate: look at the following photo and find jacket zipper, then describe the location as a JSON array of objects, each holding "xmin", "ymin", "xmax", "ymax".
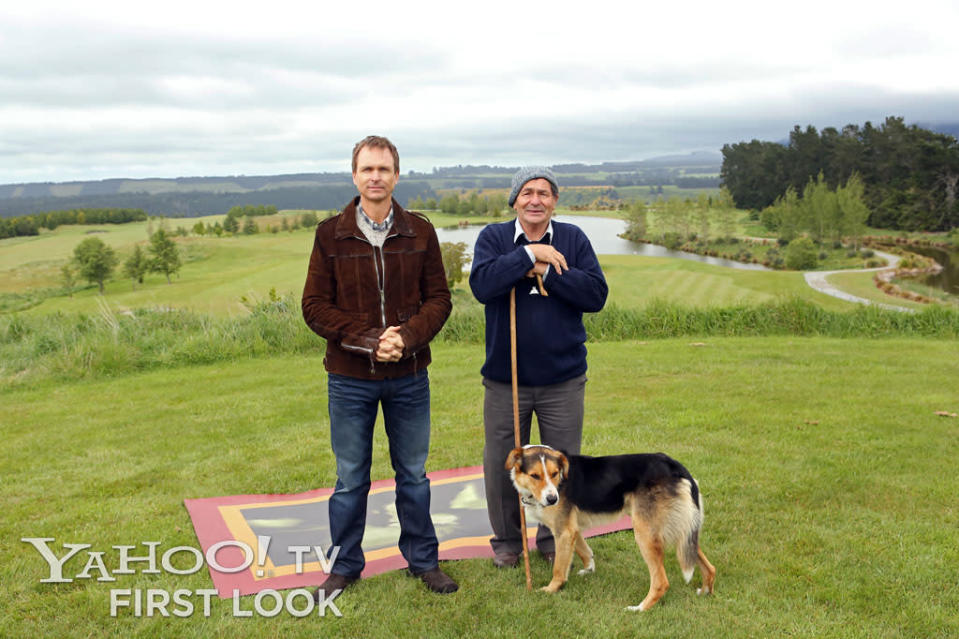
[
  {"xmin": 354, "ymin": 230, "xmax": 395, "ymax": 374},
  {"xmin": 374, "ymin": 244, "xmax": 386, "ymax": 328}
]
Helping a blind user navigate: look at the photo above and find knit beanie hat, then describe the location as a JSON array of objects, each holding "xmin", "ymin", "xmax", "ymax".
[{"xmin": 508, "ymin": 166, "xmax": 559, "ymax": 207}]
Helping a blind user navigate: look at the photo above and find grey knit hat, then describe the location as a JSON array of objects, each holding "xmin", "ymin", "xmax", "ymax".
[{"xmin": 508, "ymin": 166, "xmax": 559, "ymax": 207}]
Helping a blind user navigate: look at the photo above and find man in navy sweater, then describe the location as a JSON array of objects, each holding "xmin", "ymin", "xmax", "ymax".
[{"xmin": 469, "ymin": 167, "xmax": 608, "ymax": 567}]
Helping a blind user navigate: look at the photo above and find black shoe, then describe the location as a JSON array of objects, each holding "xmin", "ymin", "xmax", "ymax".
[
  {"xmin": 411, "ymin": 567, "xmax": 459, "ymax": 594},
  {"xmin": 492, "ymin": 552, "xmax": 519, "ymax": 568},
  {"xmin": 313, "ymin": 573, "xmax": 358, "ymax": 602},
  {"xmin": 541, "ymin": 551, "xmax": 555, "ymax": 564}
]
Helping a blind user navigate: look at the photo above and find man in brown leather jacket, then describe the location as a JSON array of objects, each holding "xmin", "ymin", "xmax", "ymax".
[{"xmin": 302, "ymin": 135, "xmax": 457, "ymax": 596}]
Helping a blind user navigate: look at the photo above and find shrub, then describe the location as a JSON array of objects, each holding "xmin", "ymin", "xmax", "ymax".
[
  {"xmin": 661, "ymin": 232, "xmax": 683, "ymax": 250},
  {"xmin": 4, "ymin": 299, "xmax": 959, "ymax": 385},
  {"xmin": 440, "ymin": 242, "xmax": 470, "ymax": 287},
  {"xmin": 785, "ymin": 237, "xmax": 818, "ymax": 270}
]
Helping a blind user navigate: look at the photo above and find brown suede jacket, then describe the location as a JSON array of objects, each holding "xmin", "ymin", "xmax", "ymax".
[{"xmin": 302, "ymin": 197, "xmax": 452, "ymax": 379}]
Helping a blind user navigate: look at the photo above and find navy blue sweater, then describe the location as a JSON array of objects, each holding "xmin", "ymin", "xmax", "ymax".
[{"xmin": 469, "ymin": 219, "xmax": 608, "ymax": 386}]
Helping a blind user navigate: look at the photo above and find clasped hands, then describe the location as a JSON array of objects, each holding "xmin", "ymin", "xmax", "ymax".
[
  {"xmin": 524, "ymin": 243, "xmax": 568, "ymax": 278},
  {"xmin": 375, "ymin": 325, "xmax": 405, "ymax": 362}
]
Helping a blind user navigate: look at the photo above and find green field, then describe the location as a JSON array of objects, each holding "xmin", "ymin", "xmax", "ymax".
[
  {"xmin": 0, "ymin": 213, "xmax": 872, "ymax": 316},
  {"xmin": 4, "ymin": 213, "xmax": 959, "ymax": 637},
  {"xmin": 617, "ymin": 185, "xmax": 720, "ymax": 202},
  {"xmin": 4, "ymin": 339, "xmax": 958, "ymax": 638}
]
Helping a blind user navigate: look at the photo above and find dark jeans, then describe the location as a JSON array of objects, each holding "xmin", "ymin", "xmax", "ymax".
[
  {"xmin": 326, "ymin": 371, "xmax": 439, "ymax": 576},
  {"xmin": 482, "ymin": 374, "xmax": 586, "ymax": 556}
]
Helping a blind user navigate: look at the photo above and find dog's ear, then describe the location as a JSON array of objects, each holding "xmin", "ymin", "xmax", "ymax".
[
  {"xmin": 557, "ymin": 452, "xmax": 570, "ymax": 480},
  {"xmin": 505, "ymin": 448, "xmax": 524, "ymax": 471}
]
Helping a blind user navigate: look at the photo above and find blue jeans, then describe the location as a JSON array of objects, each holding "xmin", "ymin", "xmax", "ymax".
[{"xmin": 326, "ymin": 371, "xmax": 438, "ymax": 576}]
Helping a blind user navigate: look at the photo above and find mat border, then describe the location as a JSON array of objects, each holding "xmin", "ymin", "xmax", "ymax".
[{"xmin": 184, "ymin": 465, "xmax": 629, "ymax": 597}]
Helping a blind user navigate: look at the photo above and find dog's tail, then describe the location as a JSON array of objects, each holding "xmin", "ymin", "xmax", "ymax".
[{"xmin": 673, "ymin": 478, "xmax": 704, "ymax": 584}]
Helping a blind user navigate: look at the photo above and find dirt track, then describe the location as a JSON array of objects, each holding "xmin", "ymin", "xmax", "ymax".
[{"xmin": 802, "ymin": 250, "xmax": 912, "ymax": 312}]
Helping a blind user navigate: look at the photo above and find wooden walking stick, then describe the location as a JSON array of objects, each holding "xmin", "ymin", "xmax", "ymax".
[
  {"xmin": 535, "ymin": 273, "xmax": 548, "ymax": 296},
  {"xmin": 510, "ymin": 286, "xmax": 533, "ymax": 591}
]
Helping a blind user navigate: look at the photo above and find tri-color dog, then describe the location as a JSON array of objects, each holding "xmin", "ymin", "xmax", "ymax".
[{"xmin": 506, "ymin": 444, "xmax": 716, "ymax": 611}]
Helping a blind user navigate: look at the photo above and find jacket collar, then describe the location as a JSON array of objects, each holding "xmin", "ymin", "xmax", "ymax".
[{"xmin": 334, "ymin": 196, "xmax": 415, "ymax": 240}]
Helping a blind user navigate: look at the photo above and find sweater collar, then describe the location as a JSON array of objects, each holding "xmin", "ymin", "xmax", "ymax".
[{"xmin": 514, "ymin": 218, "xmax": 553, "ymax": 245}]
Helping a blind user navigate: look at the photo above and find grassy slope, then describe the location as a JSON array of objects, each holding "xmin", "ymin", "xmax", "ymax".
[
  {"xmin": 3, "ymin": 220, "xmax": 861, "ymax": 316},
  {"xmin": 600, "ymin": 255, "xmax": 853, "ymax": 311},
  {"xmin": 4, "ymin": 338, "xmax": 958, "ymax": 638}
]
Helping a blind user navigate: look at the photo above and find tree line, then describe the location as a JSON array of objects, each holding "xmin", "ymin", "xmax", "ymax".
[
  {"xmin": 225, "ymin": 204, "xmax": 278, "ymax": 219},
  {"xmin": 215, "ymin": 211, "xmax": 324, "ymax": 236},
  {"xmin": 0, "ymin": 183, "xmax": 435, "ymax": 219},
  {"xmin": 0, "ymin": 208, "xmax": 147, "ymax": 239},
  {"xmin": 408, "ymin": 193, "xmax": 510, "ymax": 216},
  {"xmin": 622, "ymin": 189, "xmax": 738, "ymax": 246},
  {"xmin": 760, "ymin": 173, "xmax": 870, "ymax": 248},
  {"xmin": 720, "ymin": 117, "xmax": 959, "ymax": 231}
]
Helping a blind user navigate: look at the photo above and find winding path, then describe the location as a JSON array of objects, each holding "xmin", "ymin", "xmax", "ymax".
[{"xmin": 802, "ymin": 250, "xmax": 913, "ymax": 312}]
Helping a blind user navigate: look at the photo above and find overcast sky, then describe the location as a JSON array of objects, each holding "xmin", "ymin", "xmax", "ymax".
[{"xmin": 2, "ymin": 0, "xmax": 958, "ymax": 185}]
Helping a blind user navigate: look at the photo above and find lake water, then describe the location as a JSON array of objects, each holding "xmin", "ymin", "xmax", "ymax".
[
  {"xmin": 436, "ymin": 215, "xmax": 770, "ymax": 271},
  {"xmin": 908, "ymin": 245, "xmax": 959, "ymax": 294},
  {"xmin": 438, "ymin": 216, "xmax": 957, "ymax": 294}
]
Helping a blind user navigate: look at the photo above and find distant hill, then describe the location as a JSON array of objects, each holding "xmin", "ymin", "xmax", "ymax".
[
  {"xmin": 0, "ymin": 153, "xmax": 721, "ymax": 218},
  {"xmin": 918, "ymin": 121, "xmax": 959, "ymax": 141},
  {"xmin": 0, "ymin": 172, "xmax": 354, "ymax": 200}
]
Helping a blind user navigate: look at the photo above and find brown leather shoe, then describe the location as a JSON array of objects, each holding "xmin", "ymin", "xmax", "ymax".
[
  {"xmin": 412, "ymin": 567, "xmax": 459, "ymax": 594},
  {"xmin": 313, "ymin": 572, "xmax": 359, "ymax": 602}
]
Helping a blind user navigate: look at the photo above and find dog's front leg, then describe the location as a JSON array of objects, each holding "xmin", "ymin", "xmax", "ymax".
[
  {"xmin": 574, "ymin": 532, "xmax": 595, "ymax": 575},
  {"xmin": 542, "ymin": 529, "xmax": 576, "ymax": 593}
]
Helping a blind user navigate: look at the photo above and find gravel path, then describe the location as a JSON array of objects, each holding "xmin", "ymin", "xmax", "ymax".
[{"xmin": 802, "ymin": 250, "xmax": 913, "ymax": 312}]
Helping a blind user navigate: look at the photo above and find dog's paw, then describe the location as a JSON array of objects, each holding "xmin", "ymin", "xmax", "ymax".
[
  {"xmin": 625, "ymin": 603, "xmax": 646, "ymax": 612},
  {"xmin": 577, "ymin": 560, "xmax": 595, "ymax": 576},
  {"xmin": 541, "ymin": 581, "xmax": 563, "ymax": 594},
  {"xmin": 696, "ymin": 586, "xmax": 712, "ymax": 596}
]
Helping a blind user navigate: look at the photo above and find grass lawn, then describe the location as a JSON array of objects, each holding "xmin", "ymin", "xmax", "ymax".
[
  {"xmin": 4, "ymin": 338, "xmax": 958, "ymax": 638},
  {"xmin": 598, "ymin": 255, "xmax": 855, "ymax": 312},
  {"xmin": 826, "ymin": 271, "xmax": 930, "ymax": 311}
]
